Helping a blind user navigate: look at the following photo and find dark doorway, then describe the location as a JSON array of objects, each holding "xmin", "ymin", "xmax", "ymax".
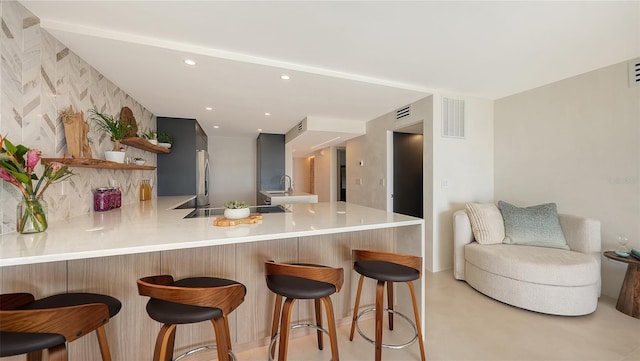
[
  {"xmin": 393, "ymin": 132, "xmax": 423, "ymax": 218},
  {"xmin": 337, "ymin": 148, "xmax": 346, "ymax": 201}
]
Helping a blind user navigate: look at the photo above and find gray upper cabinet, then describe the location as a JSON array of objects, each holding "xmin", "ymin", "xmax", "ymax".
[
  {"xmin": 157, "ymin": 117, "xmax": 208, "ymax": 202},
  {"xmin": 257, "ymin": 133, "xmax": 284, "ymax": 199}
]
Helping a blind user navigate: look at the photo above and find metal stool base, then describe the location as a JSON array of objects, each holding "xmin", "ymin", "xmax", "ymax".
[
  {"xmin": 355, "ymin": 307, "xmax": 418, "ymax": 349},
  {"xmin": 174, "ymin": 344, "xmax": 237, "ymax": 361},
  {"xmin": 268, "ymin": 323, "xmax": 332, "ymax": 361}
]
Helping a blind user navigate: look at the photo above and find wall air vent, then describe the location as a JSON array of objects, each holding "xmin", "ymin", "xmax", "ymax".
[
  {"xmin": 396, "ymin": 105, "xmax": 411, "ymax": 120},
  {"xmin": 442, "ymin": 97, "xmax": 465, "ymax": 138},
  {"xmin": 297, "ymin": 121, "xmax": 304, "ymax": 132},
  {"xmin": 629, "ymin": 58, "xmax": 640, "ymax": 88}
]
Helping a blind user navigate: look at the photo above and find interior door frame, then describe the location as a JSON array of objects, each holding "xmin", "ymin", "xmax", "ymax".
[
  {"xmin": 386, "ymin": 131, "xmax": 394, "ymax": 212},
  {"xmin": 387, "ymin": 121, "xmax": 425, "ymax": 214}
]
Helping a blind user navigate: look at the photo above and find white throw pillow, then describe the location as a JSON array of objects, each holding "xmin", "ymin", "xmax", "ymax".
[{"xmin": 465, "ymin": 203, "xmax": 505, "ymax": 245}]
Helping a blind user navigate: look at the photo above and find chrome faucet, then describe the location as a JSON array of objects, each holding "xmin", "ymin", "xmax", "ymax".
[{"xmin": 280, "ymin": 175, "xmax": 293, "ymax": 193}]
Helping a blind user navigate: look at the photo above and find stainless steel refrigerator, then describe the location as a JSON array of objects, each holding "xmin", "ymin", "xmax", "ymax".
[
  {"xmin": 157, "ymin": 117, "xmax": 210, "ymax": 207},
  {"xmin": 196, "ymin": 149, "xmax": 210, "ymax": 206}
]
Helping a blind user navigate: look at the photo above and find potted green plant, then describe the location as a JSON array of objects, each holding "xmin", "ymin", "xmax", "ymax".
[
  {"xmin": 133, "ymin": 157, "xmax": 146, "ymax": 166},
  {"xmin": 141, "ymin": 128, "xmax": 157, "ymax": 145},
  {"xmin": 224, "ymin": 200, "xmax": 249, "ymax": 219},
  {"xmin": 89, "ymin": 108, "xmax": 130, "ymax": 163},
  {"xmin": 157, "ymin": 131, "xmax": 173, "ymax": 148}
]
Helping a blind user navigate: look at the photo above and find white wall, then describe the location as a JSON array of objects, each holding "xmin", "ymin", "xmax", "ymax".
[
  {"xmin": 431, "ymin": 94, "xmax": 495, "ymax": 271},
  {"xmin": 293, "ymin": 157, "xmax": 312, "ymax": 193},
  {"xmin": 313, "ymin": 147, "xmax": 335, "ymax": 202},
  {"xmin": 494, "ymin": 60, "xmax": 640, "ymax": 298},
  {"xmin": 346, "ymin": 102, "xmax": 420, "ymax": 210},
  {"xmin": 209, "ymin": 136, "xmax": 256, "ymax": 206},
  {"xmin": 346, "ymin": 95, "xmax": 494, "ymax": 272}
]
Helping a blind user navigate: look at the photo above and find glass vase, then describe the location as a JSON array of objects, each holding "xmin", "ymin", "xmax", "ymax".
[{"xmin": 16, "ymin": 195, "xmax": 48, "ymax": 234}]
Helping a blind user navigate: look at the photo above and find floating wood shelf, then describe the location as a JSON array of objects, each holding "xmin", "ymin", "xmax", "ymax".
[
  {"xmin": 120, "ymin": 137, "xmax": 170, "ymax": 154},
  {"xmin": 41, "ymin": 158, "xmax": 156, "ymax": 170}
]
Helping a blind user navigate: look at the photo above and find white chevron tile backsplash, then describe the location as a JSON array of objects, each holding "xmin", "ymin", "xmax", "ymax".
[{"xmin": 0, "ymin": 0, "xmax": 158, "ymax": 235}]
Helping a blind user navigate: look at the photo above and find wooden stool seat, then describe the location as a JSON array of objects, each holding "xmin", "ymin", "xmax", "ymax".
[
  {"xmin": 137, "ymin": 275, "xmax": 246, "ymax": 361},
  {"xmin": 265, "ymin": 261, "xmax": 344, "ymax": 361},
  {"xmin": 349, "ymin": 250, "xmax": 426, "ymax": 361},
  {"xmin": 145, "ymin": 277, "xmax": 240, "ymax": 324},
  {"xmin": 0, "ymin": 292, "xmax": 121, "ymax": 360}
]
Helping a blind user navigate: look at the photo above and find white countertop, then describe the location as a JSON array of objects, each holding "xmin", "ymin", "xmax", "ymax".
[
  {"xmin": 260, "ymin": 190, "xmax": 318, "ymax": 205},
  {"xmin": 0, "ymin": 196, "xmax": 422, "ymax": 267}
]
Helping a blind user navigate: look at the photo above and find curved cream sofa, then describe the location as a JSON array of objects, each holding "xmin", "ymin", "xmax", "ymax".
[{"xmin": 453, "ymin": 210, "xmax": 601, "ymax": 316}]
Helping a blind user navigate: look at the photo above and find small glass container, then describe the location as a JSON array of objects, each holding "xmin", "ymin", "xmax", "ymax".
[
  {"xmin": 107, "ymin": 187, "xmax": 117, "ymax": 209},
  {"xmin": 139, "ymin": 179, "xmax": 152, "ymax": 201},
  {"xmin": 114, "ymin": 187, "xmax": 122, "ymax": 208},
  {"xmin": 93, "ymin": 188, "xmax": 110, "ymax": 212},
  {"xmin": 109, "ymin": 180, "xmax": 122, "ymax": 208}
]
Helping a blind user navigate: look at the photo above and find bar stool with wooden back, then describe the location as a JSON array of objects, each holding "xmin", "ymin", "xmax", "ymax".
[
  {"xmin": 349, "ymin": 250, "xmax": 426, "ymax": 361},
  {"xmin": 265, "ymin": 261, "xmax": 344, "ymax": 361},
  {"xmin": 0, "ymin": 292, "xmax": 122, "ymax": 361},
  {"xmin": 137, "ymin": 275, "xmax": 246, "ymax": 361}
]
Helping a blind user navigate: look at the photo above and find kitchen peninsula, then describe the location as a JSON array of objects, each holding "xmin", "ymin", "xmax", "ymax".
[{"xmin": 0, "ymin": 197, "xmax": 423, "ymax": 361}]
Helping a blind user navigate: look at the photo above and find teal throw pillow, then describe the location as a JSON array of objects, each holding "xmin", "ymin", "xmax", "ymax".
[{"xmin": 498, "ymin": 201, "xmax": 569, "ymax": 250}]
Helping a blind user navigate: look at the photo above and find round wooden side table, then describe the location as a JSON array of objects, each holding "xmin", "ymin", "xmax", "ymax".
[{"xmin": 603, "ymin": 251, "xmax": 640, "ymax": 319}]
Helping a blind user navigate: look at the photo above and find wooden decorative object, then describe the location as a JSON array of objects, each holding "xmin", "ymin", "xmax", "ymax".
[
  {"xmin": 119, "ymin": 107, "xmax": 138, "ymax": 137},
  {"xmin": 60, "ymin": 106, "xmax": 92, "ymax": 159},
  {"xmin": 214, "ymin": 214, "xmax": 263, "ymax": 227}
]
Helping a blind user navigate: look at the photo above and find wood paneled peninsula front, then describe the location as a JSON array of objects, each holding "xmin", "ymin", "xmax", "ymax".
[{"xmin": 0, "ymin": 197, "xmax": 424, "ymax": 361}]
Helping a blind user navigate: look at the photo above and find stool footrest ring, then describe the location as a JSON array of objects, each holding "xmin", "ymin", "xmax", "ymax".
[
  {"xmin": 355, "ymin": 307, "xmax": 418, "ymax": 350},
  {"xmin": 269, "ymin": 323, "xmax": 332, "ymax": 361},
  {"xmin": 174, "ymin": 344, "xmax": 237, "ymax": 361}
]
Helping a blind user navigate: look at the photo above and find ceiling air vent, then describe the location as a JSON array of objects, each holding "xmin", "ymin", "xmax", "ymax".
[
  {"xmin": 442, "ymin": 97, "xmax": 465, "ymax": 138},
  {"xmin": 396, "ymin": 105, "xmax": 411, "ymax": 120},
  {"xmin": 629, "ymin": 58, "xmax": 640, "ymax": 88}
]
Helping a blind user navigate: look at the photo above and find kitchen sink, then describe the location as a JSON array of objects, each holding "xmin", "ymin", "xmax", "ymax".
[{"xmin": 184, "ymin": 205, "xmax": 289, "ymax": 218}]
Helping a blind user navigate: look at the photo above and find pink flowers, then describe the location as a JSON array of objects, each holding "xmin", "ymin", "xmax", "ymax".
[
  {"xmin": 0, "ymin": 134, "xmax": 75, "ymax": 199},
  {"xmin": 0, "ymin": 168, "xmax": 20, "ymax": 187},
  {"xmin": 25, "ymin": 149, "xmax": 41, "ymax": 174}
]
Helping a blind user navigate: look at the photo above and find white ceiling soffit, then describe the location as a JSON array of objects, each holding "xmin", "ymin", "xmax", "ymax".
[
  {"xmin": 22, "ymin": 1, "xmax": 640, "ymax": 147},
  {"xmin": 286, "ymin": 117, "xmax": 366, "ymax": 157}
]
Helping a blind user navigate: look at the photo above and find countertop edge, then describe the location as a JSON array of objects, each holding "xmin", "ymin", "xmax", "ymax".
[{"xmin": 0, "ymin": 199, "xmax": 423, "ymax": 267}]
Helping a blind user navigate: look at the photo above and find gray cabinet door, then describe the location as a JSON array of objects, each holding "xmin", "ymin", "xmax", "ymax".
[{"xmin": 257, "ymin": 133, "xmax": 284, "ymax": 192}]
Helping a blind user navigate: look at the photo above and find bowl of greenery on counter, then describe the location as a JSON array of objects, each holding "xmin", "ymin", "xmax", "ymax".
[{"xmin": 224, "ymin": 200, "xmax": 250, "ymax": 219}]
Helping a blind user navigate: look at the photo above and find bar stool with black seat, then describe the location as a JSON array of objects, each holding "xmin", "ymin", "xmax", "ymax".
[
  {"xmin": 265, "ymin": 261, "xmax": 344, "ymax": 361},
  {"xmin": 0, "ymin": 292, "xmax": 122, "ymax": 361},
  {"xmin": 137, "ymin": 275, "xmax": 246, "ymax": 361},
  {"xmin": 349, "ymin": 250, "xmax": 426, "ymax": 361}
]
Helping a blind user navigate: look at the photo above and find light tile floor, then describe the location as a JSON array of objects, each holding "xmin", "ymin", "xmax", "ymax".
[{"xmin": 188, "ymin": 270, "xmax": 640, "ymax": 361}]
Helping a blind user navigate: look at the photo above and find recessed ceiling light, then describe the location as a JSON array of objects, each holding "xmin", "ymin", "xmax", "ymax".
[
  {"xmin": 264, "ymin": 112, "xmax": 271, "ymax": 116},
  {"xmin": 205, "ymin": 107, "xmax": 212, "ymax": 110},
  {"xmin": 280, "ymin": 74, "xmax": 290, "ymax": 80},
  {"xmin": 184, "ymin": 59, "xmax": 196, "ymax": 66},
  {"xmin": 258, "ymin": 128, "xmax": 263, "ymax": 132},
  {"xmin": 214, "ymin": 125, "xmax": 219, "ymax": 129}
]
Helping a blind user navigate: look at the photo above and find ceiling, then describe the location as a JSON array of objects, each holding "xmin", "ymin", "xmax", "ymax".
[{"xmin": 22, "ymin": 1, "xmax": 640, "ymax": 156}]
